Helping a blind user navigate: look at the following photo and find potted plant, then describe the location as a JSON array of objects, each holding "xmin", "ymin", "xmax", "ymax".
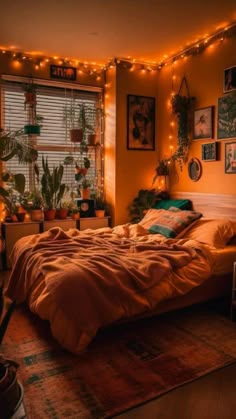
[
  {"xmin": 24, "ymin": 114, "xmax": 44, "ymax": 136},
  {"xmin": 22, "ymin": 80, "xmax": 37, "ymax": 108},
  {"xmin": 63, "ymin": 103, "xmax": 95, "ymax": 143},
  {"xmin": 70, "ymin": 207, "xmax": 80, "ymax": 220},
  {"xmin": 41, "ymin": 157, "xmax": 66, "ymax": 221},
  {"xmin": 80, "ymin": 178, "xmax": 91, "ymax": 200},
  {"xmin": 0, "ymin": 171, "xmax": 26, "ymax": 222},
  {"xmin": 95, "ymin": 195, "xmax": 106, "ymax": 218},
  {"xmin": 21, "ymin": 189, "xmax": 43, "ymax": 221}
]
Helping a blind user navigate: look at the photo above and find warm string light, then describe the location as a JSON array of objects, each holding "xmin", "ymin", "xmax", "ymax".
[
  {"xmin": 105, "ymin": 58, "xmax": 159, "ymax": 73},
  {"xmin": 0, "ymin": 49, "xmax": 106, "ymax": 79},
  {"xmin": 157, "ymin": 21, "xmax": 236, "ymax": 69}
]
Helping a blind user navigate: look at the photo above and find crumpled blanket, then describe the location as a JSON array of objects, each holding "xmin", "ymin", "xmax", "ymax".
[{"xmin": 5, "ymin": 225, "xmax": 215, "ymax": 354}]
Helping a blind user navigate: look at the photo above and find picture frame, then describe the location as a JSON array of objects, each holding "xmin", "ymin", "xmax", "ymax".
[
  {"xmin": 218, "ymin": 93, "xmax": 236, "ymax": 139},
  {"xmin": 188, "ymin": 157, "xmax": 202, "ymax": 182},
  {"xmin": 127, "ymin": 94, "xmax": 155, "ymax": 150},
  {"xmin": 201, "ymin": 142, "xmax": 217, "ymax": 161},
  {"xmin": 193, "ymin": 106, "xmax": 214, "ymax": 139},
  {"xmin": 225, "ymin": 142, "xmax": 236, "ymax": 174},
  {"xmin": 223, "ymin": 66, "xmax": 236, "ymax": 93}
]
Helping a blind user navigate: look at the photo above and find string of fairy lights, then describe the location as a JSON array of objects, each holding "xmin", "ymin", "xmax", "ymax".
[{"xmin": 1, "ymin": 21, "xmax": 235, "ymax": 78}]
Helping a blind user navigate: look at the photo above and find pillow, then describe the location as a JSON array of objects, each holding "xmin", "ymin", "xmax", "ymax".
[
  {"xmin": 153, "ymin": 199, "xmax": 192, "ymax": 210},
  {"xmin": 179, "ymin": 219, "xmax": 235, "ymax": 248},
  {"xmin": 148, "ymin": 209, "xmax": 202, "ymax": 238},
  {"xmin": 139, "ymin": 209, "xmax": 167, "ymax": 229}
]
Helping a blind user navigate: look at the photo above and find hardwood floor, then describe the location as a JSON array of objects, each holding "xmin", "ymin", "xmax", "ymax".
[{"xmin": 115, "ymin": 363, "xmax": 236, "ymax": 419}]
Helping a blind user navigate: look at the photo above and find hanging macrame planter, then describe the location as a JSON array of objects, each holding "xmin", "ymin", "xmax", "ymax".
[{"xmin": 171, "ymin": 76, "xmax": 195, "ymax": 169}]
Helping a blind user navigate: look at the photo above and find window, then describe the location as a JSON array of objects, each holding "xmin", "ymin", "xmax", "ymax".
[{"xmin": 1, "ymin": 77, "xmax": 104, "ymax": 198}]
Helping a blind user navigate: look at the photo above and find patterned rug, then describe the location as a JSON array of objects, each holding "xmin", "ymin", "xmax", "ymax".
[{"xmin": 2, "ymin": 304, "xmax": 236, "ymax": 419}]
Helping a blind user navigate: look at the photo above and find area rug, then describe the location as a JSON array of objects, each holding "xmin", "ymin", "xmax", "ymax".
[{"xmin": 2, "ymin": 304, "xmax": 236, "ymax": 418}]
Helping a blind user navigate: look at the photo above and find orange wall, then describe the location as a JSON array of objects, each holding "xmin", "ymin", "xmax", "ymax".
[
  {"xmin": 106, "ymin": 65, "xmax": 159, "ymax": 225},
  {"xmin": 157, "ymin": 37, "xmax": 236, "ymax": 195}
]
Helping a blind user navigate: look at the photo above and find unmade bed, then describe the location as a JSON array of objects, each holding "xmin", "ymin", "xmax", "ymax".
[{"xmin": 4, "ymin": 208, "xmax": 236, "ymax": 354}]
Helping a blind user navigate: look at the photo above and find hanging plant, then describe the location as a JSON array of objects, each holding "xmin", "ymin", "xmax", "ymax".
[{"xmin": 170, "ymin": 77, "xmax": 195, "ymax": 169}]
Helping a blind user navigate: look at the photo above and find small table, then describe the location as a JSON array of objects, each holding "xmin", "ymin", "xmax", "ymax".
[{"xmin": 231, "ymin": 262, "xmax": 236, "ymax": 321}]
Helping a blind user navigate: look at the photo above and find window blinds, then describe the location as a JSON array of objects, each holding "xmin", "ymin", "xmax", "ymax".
[{"xmin": 1, "ymin": 80, "xmax": 103, "ymax": 195}]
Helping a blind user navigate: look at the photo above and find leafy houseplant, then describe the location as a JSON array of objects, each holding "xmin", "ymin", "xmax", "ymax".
[
  {"xmin": 41, "ymin": 157, "xmax": 66, "ymax": 220},
  {"xmin": 21, "ymin": 189, "xmax": 44, "ymax": 221},
  {"xmin": 170, "ymin": 77, "xmax": 195, "ymax": 169},
  {"xmin": 95, "ymin": 195, "xmax": 106, "ymax": 217},
  {"xmin": 0, "ymin": 128, "xmax": 38, "ymax": 163},
  {"xmin": 128, "ymin": 189, "xmax": 158, "ymax": 223},
  {"xmin": 0, "ymin": 171, "xmax": 26, "ymax": 222}
]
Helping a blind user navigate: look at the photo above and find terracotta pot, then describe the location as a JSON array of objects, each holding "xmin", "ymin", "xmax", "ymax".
[
  {"xmin": 88, "ymin": 134, "xmax": 97, "ymax": 145},
  {"xmin": 82, "ymin": 189, "xmax": 90, "ymax": 199},
  {"xmin": 56, "ymin": 208, "xmax": 68, "ymax": 219},
  {"xmin": 95, "ymin": 209, "xmax": 105, "ymax": 218},
  {"xmin": 70, "ymin": 129, "xmax": 83, "ymax": 143},
  {"xmin": 24, "ymin": 92, "xmax": 36, "ymax": 105},
  {"xmin": 71, "ymin": 212, "xmax": 80, "ymax": 220},
  {"xmin": 31, "ymin": 209, "xmax": 43, "ymax": 221},
  {"xmin": 43, "ymin": 209, "xmax": 56, "ymax": 221}
]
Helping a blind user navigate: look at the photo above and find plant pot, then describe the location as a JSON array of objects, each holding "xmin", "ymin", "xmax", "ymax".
[
  {"xmin": 70, "ymin": 128, "xmax": 83, "ymax": 143},
  {"xmin": 43, "ymin": 209, "xmax": 56, "ymax": 221},
  {"xmin": 15, "ymin": 213, "xmax": 26, "ymax": 222},
  {"xmin": 88, "ymin": 134, "xmax": 97, "ymax": 145},
  {"xmin": 56, "ymin": 208, "xmax": 68, "ymax": 219},
  {"xmin": 31, "ymin": 209, "xmax": 43, "ymax": 221},
  {"xmin": 24, "ymin": 125, "xmax": 41, "ymax": 135},
  {"xmin": 71, "ymin": 212, "xmax": 80, "ymax": 220},
  {"xmin": 82, "ymin": 188, "xmax": 90, "ymax": 199},
  {"xmin": 24, "ymin": 92, "xmax": 36, "ymax": 105},
  {"xmin": 95, "ymin": 209, "xmax": 105, "ymax": 218}
]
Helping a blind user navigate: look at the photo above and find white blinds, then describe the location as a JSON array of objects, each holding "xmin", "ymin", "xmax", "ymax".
[{"xmin": 1, "ymin": 80, "xmax": 103, "ymax": 195}]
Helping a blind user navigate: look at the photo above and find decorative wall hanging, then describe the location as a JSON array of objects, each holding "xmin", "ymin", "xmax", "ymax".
[
  {"xmin": 188, "ymin": 158, "xmax": 202, "ymax": 182},
  {"xmin": 218, "ymin": 93, "xmax": 236, "ymax": 139},
  {"xmin": 193, "ymin": 107, "xmax": 214, "ymax": 140},
  {"xmin": 201, "ymin": 142, "xmax": 217, "ymax": 161},
  {"xmin": 171, "ymin": 76, "xmax": 195, "ymax": 169},
  {"xmin": 225, "ymin": 142, "xmax": 236, "ymax": 174},
  {"xmin": 223, "ymin": 66, "xmax": 236, "ymax": 93},
  {"xmin": 127, "ymin": 95, "xmax": 155, "ymax": 150},
  {"xmin": 50, "ymin": 65, "xmax": 77, "ymax": 81}
]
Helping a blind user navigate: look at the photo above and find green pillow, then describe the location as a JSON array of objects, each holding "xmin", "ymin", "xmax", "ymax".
[{"xmin": 153, "ymin": 199, "xmax": 191, "ymax": 210}]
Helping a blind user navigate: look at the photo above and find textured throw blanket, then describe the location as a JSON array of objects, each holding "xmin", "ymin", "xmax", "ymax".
[{"xmin": 5, "ymin": 225, "xmax": 214, "ymax": 354}]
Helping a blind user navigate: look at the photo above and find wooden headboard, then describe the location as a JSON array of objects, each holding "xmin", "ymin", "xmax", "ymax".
[{"xmin": 171, "ymin": 192, "xmax": 236, "ymax": 220}]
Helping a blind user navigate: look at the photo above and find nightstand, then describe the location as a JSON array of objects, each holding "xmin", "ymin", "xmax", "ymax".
[{"xmin": 231, "ymin": 262, "xmax": 236, "ymax": 321}]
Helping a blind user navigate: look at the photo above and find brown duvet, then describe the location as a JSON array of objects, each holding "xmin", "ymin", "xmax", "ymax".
[{"xmin": 5, "ymin": 224, "xmax": 215, "ymax": 354}]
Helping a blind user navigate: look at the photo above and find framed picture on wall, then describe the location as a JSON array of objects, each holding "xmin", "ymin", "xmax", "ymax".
[
  {"xmin": 225, "ymin": 142, "xmax": 236, "ymax": 174},
  {"xmin": 223, "ymin": 66, "xmax": 236, "ymax": 93},
  {"xmin": 193, "ymin": 106, "xmax": 214, "ymax": 139},
  {"xmin": 127, "ymin": 94, "xmax": 155, "ymax": 150},
  {"xmin": 201, "ymin": 142, "xmax": 217, "ymax": 161},
  {"xmin": 218, "ymin": 93, "xmax": 236, "ymax": 139}
]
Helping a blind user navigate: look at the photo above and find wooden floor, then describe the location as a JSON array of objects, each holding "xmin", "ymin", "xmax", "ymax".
[{"xmin": 115, "ymin": 363, "xmax": 236, "ymax": 419}]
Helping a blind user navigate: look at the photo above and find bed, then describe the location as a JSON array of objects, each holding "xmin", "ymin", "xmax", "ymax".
[{"xmin": 4, "ymin": 197, "xmax": 236, "ymax": 355}]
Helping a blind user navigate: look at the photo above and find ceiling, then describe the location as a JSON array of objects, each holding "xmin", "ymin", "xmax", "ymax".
[{"xmin": 1, "ymin": 0, "xmax": 236, "ymax": 66}]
